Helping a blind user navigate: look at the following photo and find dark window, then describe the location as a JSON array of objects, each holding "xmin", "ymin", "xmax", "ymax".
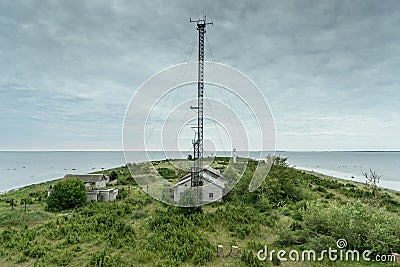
[
  {"xmin": 209, "ymin": 193, "xmax": 214, "ymax": 198},
  {"xmin": 192, "ymin": 181, "xmax": 204, "ymax": 187}
]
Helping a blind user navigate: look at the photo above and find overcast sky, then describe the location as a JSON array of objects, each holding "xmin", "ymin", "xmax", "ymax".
[{"xmin": 0, "ymin": 0, "xmax": 399, "ymax": 151}]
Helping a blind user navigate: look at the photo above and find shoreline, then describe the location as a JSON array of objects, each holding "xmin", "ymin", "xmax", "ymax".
[
  {"xmin": 2, "ymin": 164, "xmax": 399, "ymax": 196},
  {"xmin": 293, "ymin": 165, "xmax": 400, "ymax": 191},
  {"xmin": 0, "ymin": 177, "xmax": 62, "ymax": 196}
]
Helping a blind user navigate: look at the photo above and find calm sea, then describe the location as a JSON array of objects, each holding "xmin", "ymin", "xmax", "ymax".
[{"xmin": 0, "ymin": 151, "xmax": 399, "ymax": 193}]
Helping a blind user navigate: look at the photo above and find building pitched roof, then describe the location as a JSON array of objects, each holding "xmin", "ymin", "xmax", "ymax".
[
  {"xmin": 173, "ymin": 166, "xmax": 227, "ymax": 188},
  {"xmin": 64, "ymin": 174, "xmax": 107, "ymax": 183}
]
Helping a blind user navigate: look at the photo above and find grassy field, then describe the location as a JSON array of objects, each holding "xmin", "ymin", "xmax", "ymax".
[{"xmin": 0, "ymin": 157, "xmax": 399, "ymax": 266}]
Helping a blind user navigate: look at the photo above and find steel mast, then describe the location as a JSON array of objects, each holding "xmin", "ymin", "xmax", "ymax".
[{"xmin": 190, "ymin": 15, "xmax": 212, "ymax": 189}]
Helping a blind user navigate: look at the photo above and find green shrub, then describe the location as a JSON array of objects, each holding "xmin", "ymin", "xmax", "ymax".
[
  {"xmin": 241, "ymin": 250, "xmax": 263, "ymax": 266},
  {"xmin": 23, "ymin": 245, "xmax": 46, "ymax": 258},
  {"xmin": 47, "ymin": 178, "xmax": 87, "ymax": 211},
  {"xmin": 303, "ymin": 200, "xmax": 400, "ymax": 254},
  {"xmin": 309, "ymin": 235, "xmax": 337, "ymax": 253},
  {"xmin": 116, "ymin": 188, "xmax": 128, "ymax": 200},
  {"xmin": 109, "ymin": 170, "xmax": 118, "ymax": 181},
  {"xmin": 313, "ymin": 186, "xmax": 328, "ymax": 193},
  {"xmin": 89, "ymin": 249, "xmax": 111, "ymax": 267},
  {"xmin": 276, "ymin": 229, "xmax": 309, "ymax": 246},
  {"xmin": 157, "ymin": 167, "xmax": 177, "ymax": 181},
  {"xmin": 147, "ymin": 209, "xmax": 214, "ymax": 265},
  {"xmin": 325, "ymin": 192, "xmax": 335, "ymax": 199}
]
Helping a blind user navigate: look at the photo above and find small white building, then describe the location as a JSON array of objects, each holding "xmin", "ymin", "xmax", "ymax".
[
  {"xmin": 86, "ymin": 188, "xmax": 119, "ymax": 202},
  {"xmin": 173, "ymin": 166, "xmax": 227, "ymax": 204}
]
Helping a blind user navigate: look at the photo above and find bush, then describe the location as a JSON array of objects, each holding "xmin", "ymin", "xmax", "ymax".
[
  {"xmin": 109, "ymin": 170, "xmax": 118, "ymax": 181},
  {"xmin": 116, "ymin": 188, "xmax": 128, "ymax": 200},
  {"xmin": 157, "ymin": 167, "xmax": 177, "ymax": 181},
  {"xmin": 47, "ymin": 178, "xmax": 87, "ymax": 211},
  {"xmin": 241, "ymin": 250, "xmax": 263, "ymax": 266},
  {"xmin": 147, "ymin": 209, "xmax": 214, "ymax": 265},
  {"xmin": 276, "ymin": 229, "xmax": 308, "ymax": 246},
  {"xmin": 313, "ymin": 186, "xmax": 327, "ymax": 193},
  {"xmin": 303, "ymin": 200, "xmax": 400, "ymax": 254},
  {"xmin": 308, "ymin": 235, "xmax": 337, "ymax": 252},
  {"xmin": 255, "ymin": 164, "xmax": 307, "ymax": 207}
]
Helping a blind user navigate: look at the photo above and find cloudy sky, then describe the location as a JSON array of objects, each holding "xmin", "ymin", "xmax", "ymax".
[{"xmin": 0, "ymin": 0, "xmax": 399, "ymax": 151}]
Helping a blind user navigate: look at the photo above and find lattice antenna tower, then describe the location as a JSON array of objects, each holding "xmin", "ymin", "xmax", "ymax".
[{"xmin": 190, "ymin": 14, "xmax": 212, "ymax": 188}]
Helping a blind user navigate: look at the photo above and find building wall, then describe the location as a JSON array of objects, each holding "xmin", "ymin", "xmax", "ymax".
[
  {"xmin": 86, "ymin": 188, "xmax": 118, "ymax": 202},
  {"xmin": 98, "ymin": 191, "xmax": 109, "ymax": 202},
  {"xmin": 201, "ymin": 181, "xmax": 223, "ymax": 203},
  {"xmin": 95, "ymin": 180, "xmax": 106, "ymax": 189},
  {"xmin": 84, "ymin": 183, "xmax": 92, "ymax": 190},
  {"xmin": 86, "ymin": 191, "xmax": 99, "ymax": 202},
  {"xmin": 173, "ymin": 179, "xmax": 223, "ymax": 203},
  {"xmin": 108, "ymin": 189, "xmax": 118, "ymax": 201},
  {"xmin": 174, "ymin": 179, "xmax": 191, "ymax": 202}
]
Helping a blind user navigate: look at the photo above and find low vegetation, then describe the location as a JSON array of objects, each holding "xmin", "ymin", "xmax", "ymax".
[{"xmin": 0, "ymin": 157, "xmax": 399, "ymax": 266}]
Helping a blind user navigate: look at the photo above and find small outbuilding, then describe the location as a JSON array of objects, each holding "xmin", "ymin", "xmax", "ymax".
[{"xmin": 86, "ymin": 188, "xmax": 119, "ymax": 202}]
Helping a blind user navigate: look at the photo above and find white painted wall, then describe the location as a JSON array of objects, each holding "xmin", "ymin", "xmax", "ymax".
[
  {"xmin": 174, "ymin": 179, "xmax": 191, "ymax": 202},
  {"xmin": 95, "ymin": 180, "xmax": 106, "ymax": 189},
  {"xmin": 86, "ymin": 191, "xmax": 98, "ymax": 202},
  {"xmin": 201, "ymin": 181, "xmax": 223, "ymax": 203},
  {"xmin": 173, "ymin": 179, "xmax": 224, "ymax": 203},
  {"xmin": 86, "ymin": 188, "xmax": 118, "ymax": 202}
]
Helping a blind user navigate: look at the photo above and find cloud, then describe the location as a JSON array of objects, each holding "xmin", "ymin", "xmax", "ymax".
[{"xmin": 0, "ymin": 0, "xmax": 399, "ymax": 150}]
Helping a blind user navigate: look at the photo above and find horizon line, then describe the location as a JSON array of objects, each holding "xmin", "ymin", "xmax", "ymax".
[{"xmin": 0, "ymin": 150, "xmax": 399, "ymax": 152}]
